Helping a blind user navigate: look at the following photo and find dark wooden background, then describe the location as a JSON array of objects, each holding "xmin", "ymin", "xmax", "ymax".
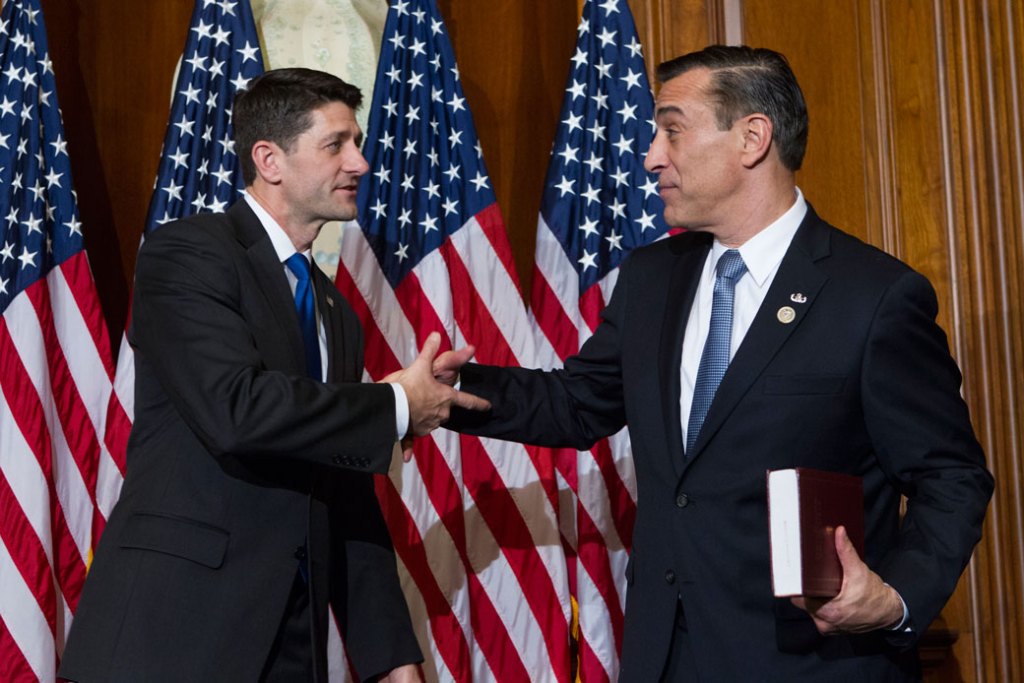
[{"xmin": 40, "ymin": 1, "xmax": 1023, "ymax": 680}]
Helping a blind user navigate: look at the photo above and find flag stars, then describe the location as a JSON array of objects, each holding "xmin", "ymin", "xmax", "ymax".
[
  {"xmin": 379, "ymin": 131, "xmax": 395, "ymax": 151},
  {"xmin": 621, "ymin": 68, "xmax": 643, "ymax": 90},
  {"xmin": 174, "ymin": 115, "xmax": 195, "ymax": 138},
  {"xmin": 237, "ymin": 40, "xmax": 260, "ymax": 63},
  {"xmin": 181, "ymin": 83, "xmax": 201, "ymax": 104},
  {"xmin": 613, "ymin": 134, "xmax": 634, "ymax": 156},
  {"xmin": 571, "ymin": 48, "xmax": 587, "ymax": 70},
  {"xmin": 374, "ymin": 166, "xmax": 391, "ymax": 184},
  {"xmin": 449, "ymin": 130, "xmax": 463, "ymax": 147},
  {"xmin": 584, "ymin": 152, "xmax": 602, "ymax": 173},
  {"xmin": 610, "ymin": 167, "xmax": 629, "ymax": 188},
  {"xmin": 191, "ymin": 193, "xmax": 208, "ymax": 212},
  {"xmin": 403, "ymin": 139, "xmax": 417, "ymax": 158},
  {"xmin": 212, "ymin": 166, "xmax": 232, "ymax": 186},
  {"xmin": 470, "ymin": 171, "xmax": 489, "ymax": 191},
  {"xmin": 405, "ymin": 105, "xmax": 420, "ymax": 125},
  {"xmin": 401, "ymin": 173, "xmax": 415, "ymax": 191},
  {"xmin": 23, "ymin": 215, "xmax": 43, "ymax": 235},
  {"xmin": 626, "ymin": 36, "xmax": 643, "ymax": 58},
  {"xmin": 231, "ymin": 73, "xmax": 251, "ymax": 91},
  {"xmin": 383, "ymin": 100, "xmax": 398, "ymax": 117},
  {"xmin": 186, "ymin": 54, "xmax": 208, "ymax": 72},
  {"xmin": 20, "ymin": 103, "xmax": 33, "ymax": 123},
  {"xmin": 579, "ymin": 216, "xmax": 599, "ymax": 238},
  {"xmin": 600, "ymin": 0, "xmax": 620, "ymax": 14},
  {"xmin": 563, "ymin": 111, "xmax": 583, "ymax": 133},
  {"xmin": 578, "ymin": 250, "xmax": 597, "ymax": 271},
  {"xmin": 588, "ymin": 121, "xmax": 606, "ymax": 141},
  {"xmin": 206, "ymin": 91, "xmax": 219, "ymax": 112},
  {"xmin": 409, "ymin": 71, "xmax": 424, "ymax": 90},
  {"xmin": 386, "ymin": 66, "xmax": 401, "ymax": 83},
  {"xmin": 448, "ymin": 93, "xmax": 466, "ymax": 112},
  {"xmin": 594, "ymin": 59, "xmax": 612, "ymax": 79},
  {"xmin": 163, "ymin": 180, "xmax": 184, "ymax": 202},
  {"xmin": 410, "ymin": 38, "xmax": 426, "ymax": 57},
  {"xmin": 218, "ymin": 0, "xmax": 238, "ymax": 14},
  {"xmin": 219, "ymin": 133, "xmax": 235, "ymax": 156},
  {"xmin": 398, "ymin": 208, "xmax": 412, "ymax": 229},
  {"xmin": 558, "ymin": 144, "xmax": 579, "ymax": 165},
  {"xmin": 394, "ymin": 243, "xmax": 410, "ymax": 262},
  {"xmin": 421, "ymin": 214, "xmax": 438, "ymax": 233},
  {"xmin": 555, "ymin": 176, "xmax": 575, "ymax": 197},
  {"xmin": 637, "ymin": 210, "xmax": 657, "ymax": 231},
  {"xmin": 640, "ymin": 175, "xmax": 658, "ymax": 199},
  {"xmin": 568, "ymin": 80, "xmax": 586, "ymax": 100},
  {"xmin": 423, "ymin": 179, "xmax": 440, "ymax": 200},
  {"xmin": 0, "ymin": 96, "xmax": 16, "ymax": 117},
  {"xmin": 371, "ymin": 198, "xmax": 387, "ymax": 220},
  {"xmin": 591, "ymin": 91, "xmax": 608, "ymax": 110},
  {"xmin": 169, "ymin": 149, "xmax": 189, "ymax": 169},
  {"xmin": 388, "ymin": 33, "xmax": 405, "ymax": 51},
  {"xmin": 609, "ymin": 197, "xmax": 627, "ymax": 219},
  {"xmin": 44, "ymin": 169, "xmax": 62, "ymax": 189},
  {"xmin": 18, "ymin": 246, "xmax": 37, "ymax": 270},
  {"xmin": 0, "ymin": 241, "xmax": 13, "ymax": 262},
  {"xmin": 191, "ymin": 19, "xmax": 213, "ymax": 41},
  {"xmin": 64, "ymin": 216, "xmax": 83, "ymax": 237},
  {"xmin": 444, "ymin": 164, "xmax": 460, "ymax": 183},
  {"xmin": 605, "ymin": 231, "xmax": 624, "ymax": 251},
  {"xmin": 442, "ymin": 197, "xmax": 459, "ymax": 216},
  {"xmin": 618, "ymin": 101, "xmax": 638, "ymax": 123},
  {"xmin": 597, "ymin": 28, "xmax": 617, "ymax": 47},
  {"xmin": 581, "ymin": 185, "xmax": 600, "ymax": 205}
]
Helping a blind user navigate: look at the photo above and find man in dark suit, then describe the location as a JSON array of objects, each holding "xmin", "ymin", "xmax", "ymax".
[
  {"xmin": 440, "ymin": 46, "xmax": 993, "ymax": 681},
  {"xmin": 59, "ymin": 68, "xmax": 485, "ymax": 683}
]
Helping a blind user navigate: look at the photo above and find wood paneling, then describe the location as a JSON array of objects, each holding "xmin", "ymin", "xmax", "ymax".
[{"xmin": 743, "ymin": 1, "xmax": 1024, "ymax": 681}]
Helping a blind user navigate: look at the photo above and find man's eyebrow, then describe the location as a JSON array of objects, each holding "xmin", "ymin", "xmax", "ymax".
[{"xmin": 655, "ymin": 104, "xmax": 685, "ymax": 119}]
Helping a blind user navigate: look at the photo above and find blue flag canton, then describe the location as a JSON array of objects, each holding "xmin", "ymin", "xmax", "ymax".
[
  {"xmin": 357, "ymin": 0, "xmax": 496, "ymax": 289},
  {"xmin": 145, "ymin": 0, "xmax": 263, "ymax": 231},
  {"xmin": 0, "ymin": 0, "xmax": 83, "ymax": 314},
  {"xmin": 540, "ymin": 0, "xmax": 669, "ymax": 292}
]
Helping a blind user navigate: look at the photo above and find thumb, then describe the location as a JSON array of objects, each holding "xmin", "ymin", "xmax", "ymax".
[
  {"xmin": 834, "ymin": 525, "xmax": 864, "ymax": 576},
  {"xmin": 415, "ymin": 332, "xmax": 442, "ymax": 367}
]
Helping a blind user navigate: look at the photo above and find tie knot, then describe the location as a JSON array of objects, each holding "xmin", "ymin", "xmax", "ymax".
[
  {"xmin": 716, "ymin": 249, "xmax": 746, "ymax": 282},
  {"xmin": 285, "ymin": 253, "xmax": 312, "ymax": 282}
]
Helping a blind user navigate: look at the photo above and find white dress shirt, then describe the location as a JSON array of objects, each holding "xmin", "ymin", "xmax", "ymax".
[
  {"xmin": 678, "ymin": 188, "xmax": 807, "ymax": 448},
  {"xmin": 244, "ymin": 194, "xmax": 410, "ymax": 438}
]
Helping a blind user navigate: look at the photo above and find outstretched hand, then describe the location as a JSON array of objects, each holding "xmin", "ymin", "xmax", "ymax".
[
  {"xmin": 790, "ymin": 526, "xmax": 905, "ymax": 634},
  {"xmin": 381, "ymin": 333, "xmax": 490, "ymax": 455},
  {"xmin": 433, "ymin": 343, "xmax": 476, "ymax": 386}
]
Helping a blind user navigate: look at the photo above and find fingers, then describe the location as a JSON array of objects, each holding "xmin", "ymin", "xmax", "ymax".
[
  {"xmin": 434, "ymin": 345, "xmax": 475, "ymax": 375},
  {"xmin": 833, "ymin": 526, "xmax": 865, "ymax": 582},
  {"xmin": 450, "ymin": 389, "xmax": 491, "ymax": 412}
]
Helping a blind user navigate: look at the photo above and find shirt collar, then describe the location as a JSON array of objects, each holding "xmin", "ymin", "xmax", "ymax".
[
  {"xmin": 243, "ymin": 192, "xmax": 310, "ymax": 263},
  {"xmin": 711, "ymin": 187, "xmax": 807, "ymax": 287}
]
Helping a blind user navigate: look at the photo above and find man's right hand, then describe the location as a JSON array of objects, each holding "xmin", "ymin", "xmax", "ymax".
[{"xmin": 384, "ymin": 332, "xmax": 490, "ymax": 437}]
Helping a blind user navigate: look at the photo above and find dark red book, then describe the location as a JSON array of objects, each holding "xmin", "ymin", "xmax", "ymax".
[{"xmin": 767, "ymin": 468, "xmax": 864, "ymax": 597}]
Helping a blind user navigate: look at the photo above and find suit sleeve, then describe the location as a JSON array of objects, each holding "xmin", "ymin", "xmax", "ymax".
[
  {"xmin": 448, "ymin": 255, "xmax": 632, "ymax": 448},
  {"xmin": 131, "ymin": 221, "xmax": 397, "ymax": 473},
  {"xmin": 860, "ymin": 269, "xmax": 993, "ymax": 635}
]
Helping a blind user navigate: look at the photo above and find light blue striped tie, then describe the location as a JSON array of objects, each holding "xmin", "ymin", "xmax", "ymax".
[
  {"xmin": 285, "ymin": 253, "xmax": 321, "ymax": 380},
  {"xmin": 686, "ymin": 249, "xmax": 747, "ymax": 455}
]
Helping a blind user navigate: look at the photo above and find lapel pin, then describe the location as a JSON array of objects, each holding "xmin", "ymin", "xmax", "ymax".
[
  {"xmin": 326, "ymin": 296, "xmax": 335, "ymax": 308},
  {"xmin": 790, "ymin": 292, "xmax": 807, "ymax": 304},
  {"xmin": 777, "ymin": 306, "xmax": 796, "ymax": 324}
]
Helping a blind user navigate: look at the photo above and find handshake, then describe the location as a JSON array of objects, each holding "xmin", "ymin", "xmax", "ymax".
[{"xmin": 381, "ymin": 332, "xmax": 489, "ymax": 458}]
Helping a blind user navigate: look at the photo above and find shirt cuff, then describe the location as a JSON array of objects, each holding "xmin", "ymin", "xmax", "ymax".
[
  {"xmin": 390, "ymin": 383, "xmax": 410, "ymax": 439},
  {"xmin": 884, "ymin": 583, "xmax": 912, "ymax": 632}
]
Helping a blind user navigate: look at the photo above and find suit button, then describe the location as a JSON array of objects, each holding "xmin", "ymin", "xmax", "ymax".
[
  {"xmin": 675, "ymin": 493, "xmax": 689, "ymax": 508},
  {"xmin": 665, "ymin": 570, "xmax": 676, "ymax": 584},
  {"xmin": 331, "ymin": 455, "xmax": 342, "ymax": 465}
]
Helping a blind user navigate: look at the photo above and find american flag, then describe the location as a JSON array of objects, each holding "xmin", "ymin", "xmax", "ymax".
[
  {"xmin": 104, "ymin": 0, "xmax": 264, "ymax": 457},
  {"xmin": 529, "ymin": 0, "xmax": 669, "ymax": 680},
  {"xmin": 335, "ymin": 0, "xmax": 574, "ymax": 680},
  {"xmin": 0, "ymin": 0, "xmax": 120, "ymax": 679}
]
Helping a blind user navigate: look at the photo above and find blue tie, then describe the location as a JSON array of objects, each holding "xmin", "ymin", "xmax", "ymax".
[
  {"xmin": 686, "ymin": 249, "xmax": 747, "ymax": 455},
  {"xmin": 285, "ymin": 253, "xmax": 321, "ymax": 380}
]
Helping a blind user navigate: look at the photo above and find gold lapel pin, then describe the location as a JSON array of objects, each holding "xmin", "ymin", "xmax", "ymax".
[
  {"xmin": 777, "ymin": 306, "xmax": 796, "ymax": 324},
  {"xmin": 790, "ymin": 292, "xmax": 807, "ymax": 304},
  {"xmin": 326, "ymin": 296, "xmax": 335, "ymax": 308}
]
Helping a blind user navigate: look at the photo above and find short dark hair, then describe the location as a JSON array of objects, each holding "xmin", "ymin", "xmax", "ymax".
[
  {"xmin": 657, "ymin": 46, "xmax": 809, "ymax": 171},
  {"xmin": 233, "ymin": 68, "xmax": 363, "ymax": 185}
]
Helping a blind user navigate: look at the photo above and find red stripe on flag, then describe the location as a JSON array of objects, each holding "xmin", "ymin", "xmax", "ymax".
[
  {"xmin": 592, "ymin": 439, "xmax": 635, "ymax": 549},
  {"xmin": 0, "ymin": 472, "xmax": 56, "ymax": 634},
  {"xmin": 373, "ymin": 475, "xmax": 472, "ymax": 681},
  {"xmin": 458, "ymin": 435, "xmax": 571, "ymax": 680},
  {"xmin": 575, "ymin": 507, "xmax": 624, "ymax": 651},
  {"xmin": 578, "ymin": 283, "xmax": 605, "ymax": 336},
  {"xmin": 59, "ymin": 254, "xmax": 116, "ymax": 379},
  {"xmin": 0, "ymin": 312, "xmax": 88, "ymax": 615},
  {"xmin": 102, "ymin": 396, "xmax": 130, "ymax": 476},
  {"xmin": 529, "ymin": 266, "xmax": 579, "ymax": 362},
  {"xmin": 576, "ymin": 629, "xmax": 613, "ymax": 683},
  {"xmin": 0, "ymin": 613, "xmax": 40, "ymax": 683},
  {"xmin": 473, "ymin": 204, "xmax": 522, "ymax": 291},
  {"xmin": 334, "ymin": 263, "xmax": 403, "ymax": 379}
]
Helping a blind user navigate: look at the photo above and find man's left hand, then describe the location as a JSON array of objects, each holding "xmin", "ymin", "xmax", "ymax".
[{"xmin": 791, "ymin": 526, "xmax": 904, "ymax": 634}]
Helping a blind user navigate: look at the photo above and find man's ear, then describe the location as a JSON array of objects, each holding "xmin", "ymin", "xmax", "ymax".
[
  {"xmin": 251, "ymin": 140, "xmax": 283, "ymax": 184},
  {"xmin": 738, "ymin": 113, "xmax": 773, "ymax": 168}
]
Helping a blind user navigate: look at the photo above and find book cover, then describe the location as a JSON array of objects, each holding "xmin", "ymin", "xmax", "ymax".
[{"xmin": 767, "ymin": 467, "xmax": 865, "ymax": 598}]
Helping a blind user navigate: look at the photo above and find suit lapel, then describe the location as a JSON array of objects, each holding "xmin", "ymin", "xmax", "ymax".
[
  {"xmin": 229, "ymin": 201, "xmax": 308, "ymax": 377},
  {"xmin": 658, "ymin": 234, "xmax": 712, "ymax": 477},
  {"xmin": 313, "ymin": 264, "xmax": 356, "ymax": 383},
  {"xmin": 684, "ymin": 208, "xmax": 832, "ymax": 463}
]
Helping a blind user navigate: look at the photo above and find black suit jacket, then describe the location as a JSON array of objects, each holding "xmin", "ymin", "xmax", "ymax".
[
  {"xmin": 449, "ymin": 205, "xmax": 993, "ymax": 682},
  {"xmin": 60, "ymin": 201, "xmax": 421, "ymax": 682}
]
